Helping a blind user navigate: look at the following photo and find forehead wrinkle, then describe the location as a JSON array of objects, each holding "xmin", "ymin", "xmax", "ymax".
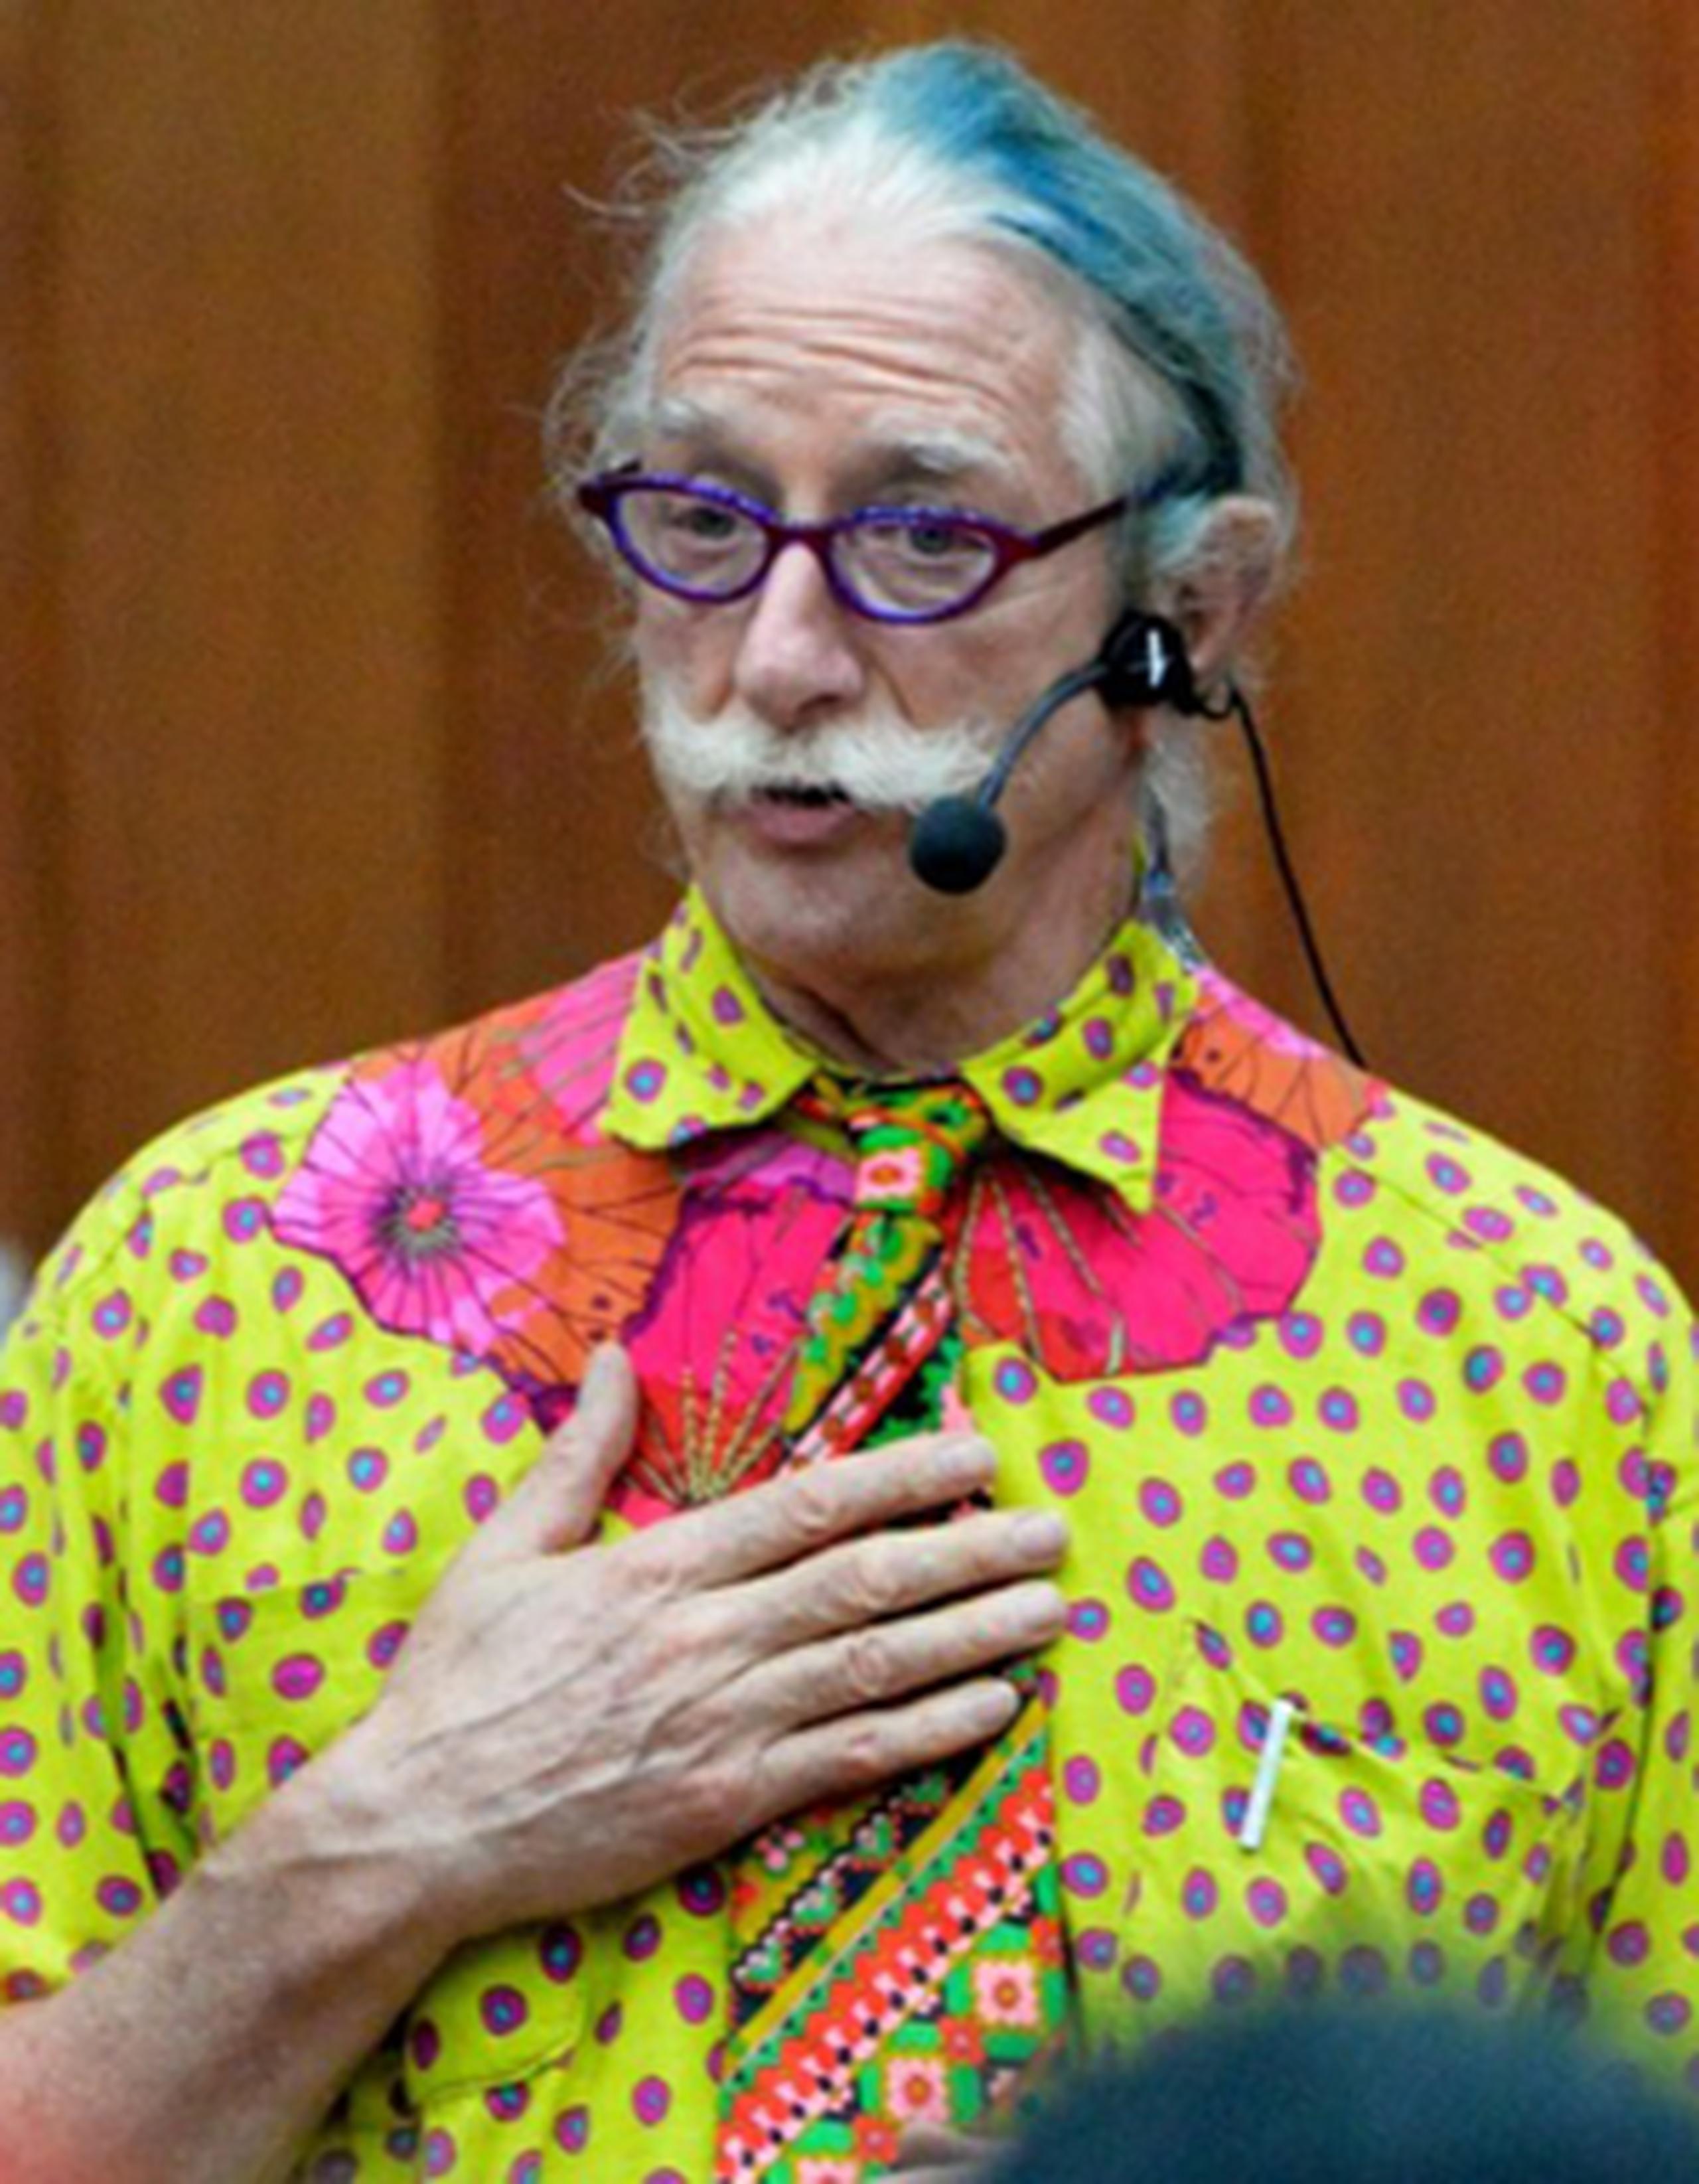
[
  {"xmin": 652, "ymin": 337, "xmax": 1055, "ymax": 507},
  {"xmin": 660, "ymin": 242, "xmax": 1068, "ymax": 392},
  {"xmin": 646, "ymin": 222, "xmax": 1090, "ymax": 518},
  {"xmin": 664, "ymin": 321, "xmax": 1043, "ymax": 432},
  {"xmin": 651, "ymin": 388, "xmax": 1018, "ymax": 497}
]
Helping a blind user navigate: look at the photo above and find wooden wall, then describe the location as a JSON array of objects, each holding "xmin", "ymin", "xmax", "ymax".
[{"xmin": 4, "ymin": 1, "xmax": 1698, "ymax": 1286}]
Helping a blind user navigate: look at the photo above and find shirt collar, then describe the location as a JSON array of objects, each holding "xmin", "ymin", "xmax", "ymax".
[{"xmin": 605, "ymin": 886, "xmax": 1195, "ymax": 1211}]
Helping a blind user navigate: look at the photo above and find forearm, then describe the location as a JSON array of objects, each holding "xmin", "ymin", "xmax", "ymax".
[{"xmin": 0, "ymin": 1753, "xmax": 449, "ymax": 2184}]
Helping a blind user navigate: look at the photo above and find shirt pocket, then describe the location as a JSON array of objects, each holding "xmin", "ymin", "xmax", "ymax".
[
  {"xmin": 188, "ymin": 1571, "xmax": 589, "ymax": 2136},
  {"xmin": 1114, "ymin": 1616, "xmax": 1594, "ymax": 2025}
]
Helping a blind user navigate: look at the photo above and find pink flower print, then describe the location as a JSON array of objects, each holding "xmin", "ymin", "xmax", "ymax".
[
  {"xmin": 616, "ymin": 1134, "xmax": 851, "ymax": 1520},
  {"xmin": 273, "ymin": 1056, "xmax": 562, "ymax": 1355},
  {"xmin": 972, "ymin": 1957, "xmax": 1041, "ymax": 2027},
  {"xmin": 962, "ymin": 1073, "xmax": 1320, "ymax": 1379},
  {"xmin": 798, "ymin": 2161, "xmax": 861, "ymax": 2184},
  {"xmin": 510, "ymin": 953, "xmax": 642, "ymax": 1133},
  {"xmin": 855, "ymin": 1144, "xmax": 927, "ymax": 1206},
  {"xmin": 883, "ymin": 2053, "xmax": 951, "ymax": 2124}
]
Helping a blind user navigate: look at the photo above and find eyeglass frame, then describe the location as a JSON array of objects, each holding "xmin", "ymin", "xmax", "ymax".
[{"xmin": 575, "ymin": 465, "xmax": 1132, "ymax": 627}]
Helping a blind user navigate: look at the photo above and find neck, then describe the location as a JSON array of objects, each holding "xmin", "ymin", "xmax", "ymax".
[{"xmin": 739, "ymin": 862, "xmax": 1138, "ymax": 1077}]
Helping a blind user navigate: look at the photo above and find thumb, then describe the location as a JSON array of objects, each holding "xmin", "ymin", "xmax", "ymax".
[
  {"xmin": 477, "ymin": 1345, "xmax": 639, "ymax": 1561},
  {"xmin": 893, "ymin": 2124, "xmax": 1000, "ymax": 2175}
]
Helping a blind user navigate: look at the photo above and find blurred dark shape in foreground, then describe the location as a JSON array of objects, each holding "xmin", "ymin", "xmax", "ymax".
[{"xmin": 990, "ymin": 2005, "xmax": 1699, "ymax": 2182}]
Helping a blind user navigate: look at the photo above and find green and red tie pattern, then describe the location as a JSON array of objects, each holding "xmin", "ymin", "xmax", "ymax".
[
  {"xmin": 716, "ymin": 1079, "xmax": 1070, "ymax": 2181},
  {"xmin": 782, "ymin": 1079, "xmax": 992, "ymax": 1444}
]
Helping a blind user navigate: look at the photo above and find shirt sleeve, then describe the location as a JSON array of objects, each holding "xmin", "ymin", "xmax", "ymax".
[
  {"xmin": 1566, "ymin": 1299, "xmax": 1699, "ymax": 2089},
  {"xmin": 0, "ymin": 1228, "xmax": 198, "ymax": 2005}
]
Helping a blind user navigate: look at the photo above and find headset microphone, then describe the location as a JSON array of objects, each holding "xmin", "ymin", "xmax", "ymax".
[
  {"xmin": 907, "ymin": 610, "xmax": 1198, "ymax": 896},
  {"xmin": 905, "ymin": 609, "xmax": 1369, "ymax": 1065}
]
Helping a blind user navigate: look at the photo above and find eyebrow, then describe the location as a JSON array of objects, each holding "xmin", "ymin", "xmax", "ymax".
[
  {"xmin": 857, "ymin": 423, "xmax": 1021, "ymax": 492},
  {"xmin": 642, "ymin": 397, "xmax": 1022, "ymax": 504}
]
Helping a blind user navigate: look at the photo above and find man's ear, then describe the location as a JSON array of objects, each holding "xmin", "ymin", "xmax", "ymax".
[{"xmin": 1151, "ymin": 495, "xmax": 1284, "ymax": 687}]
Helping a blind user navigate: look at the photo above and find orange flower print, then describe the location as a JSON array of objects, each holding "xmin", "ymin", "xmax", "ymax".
[{"xmin": 1177, "ymin": 968, "xmax": 1376, "ymax": 1151}]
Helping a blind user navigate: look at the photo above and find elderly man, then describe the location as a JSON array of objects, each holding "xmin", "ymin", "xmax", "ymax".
[{"xmin": 0, "ymin": 40, "xmax": 1693, "ymax": 2184}]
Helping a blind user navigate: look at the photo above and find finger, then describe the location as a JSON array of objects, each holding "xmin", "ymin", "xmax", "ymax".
[
  {"xmin": 731, "ymin": 1506, "xmax": 1069, "ymax": 1656},
  {"xmin": 758, "ymin": 1674, "xmax": 1027, "ymax": 1820},
  {"xmin": 470, "ymin": 1344, "xmax": 638, "ymax": 1563},
  {"xmin": 652, "ymin": 1432, "xmax": 998, "ymax": 1590},
  {"xmin": 895, "ymin": 2121, "xmax": 1001, "ymax": 2171},
  {"xmin": 755, "ymin": 1578, "xmax": 1067, "ymax": 1723}
]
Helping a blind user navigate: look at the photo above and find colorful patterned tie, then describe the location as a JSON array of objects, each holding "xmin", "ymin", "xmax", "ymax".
[
  {"xmin": 780, "ymin": 1077, "xmax": 992, "ymax": 1446},
  {"xmin": 717, "ymin": 1079, "xmax": 1068, "ymax": 2182}
]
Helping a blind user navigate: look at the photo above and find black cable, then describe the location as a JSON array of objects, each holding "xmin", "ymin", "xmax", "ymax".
[
  {"xmin": 977, "ymin": 663, "xmax": 1104, "ymax": 805},
  {"xmin": 1198, "ymin": 684, "xmax": 1369, "ymax": 1069}
]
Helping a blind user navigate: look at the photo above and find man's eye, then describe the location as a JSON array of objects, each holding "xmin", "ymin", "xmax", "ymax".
[
  {"xmin": 901, "ymin": 520, "xmax": 977, "ymax": 560},
  {"xmin": 857, "ymin": 515, "xmax": 984, "ymax": 564},
  {"xmin": 660, "ymin": 499, "xmax": 740, "ymax": 540}
]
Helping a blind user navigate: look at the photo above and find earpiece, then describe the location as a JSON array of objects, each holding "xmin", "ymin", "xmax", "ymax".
[{"xmin": 1093, "ymin": 609, "xmax": 1203, "ymax": 716}]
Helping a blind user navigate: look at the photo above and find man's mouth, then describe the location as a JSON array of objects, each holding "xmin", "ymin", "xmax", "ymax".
[
  {"xmin": 733, "ymin": 780, "xmax": 872, "ymax": 846},
  {"xmin": 756, "ymin": 783, "xmax": 853, "ymax": 809}
]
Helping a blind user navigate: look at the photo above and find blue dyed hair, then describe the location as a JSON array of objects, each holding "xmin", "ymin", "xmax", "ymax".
[
  {"xmin": 867, "ymin": 44, "xmax": 1272, "ymax": 507},
  {"xmin": 554, "ymin": 40, "xmax": 1295, "ymax": 587}
]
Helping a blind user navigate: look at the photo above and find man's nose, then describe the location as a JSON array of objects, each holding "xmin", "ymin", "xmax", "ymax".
[{"xmin": 730, "ymin": 541, "xmax": 867, "ymax": 730}]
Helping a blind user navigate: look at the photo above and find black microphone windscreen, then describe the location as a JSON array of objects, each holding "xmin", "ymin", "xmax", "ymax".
[{"xmin": 908, "ymin": 795, "xmax": 1007, "ymax": 894}]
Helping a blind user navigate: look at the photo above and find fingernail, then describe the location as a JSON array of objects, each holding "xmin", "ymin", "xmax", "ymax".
[
  {"xmin": 1014, "ymin": 1510, "xmax": 1068, "ymax": 1558},
  {"xmin": 967, "ymin": 1679, "xmax": 1021, "ymax": 1732},
  {"xmin": 1011, "ymin": 1583, "xmax": 1068, "ymax": 1639},
  {"xmin": 938, "ymin": 1437, "xmax": 995, "ymax": 1488}
]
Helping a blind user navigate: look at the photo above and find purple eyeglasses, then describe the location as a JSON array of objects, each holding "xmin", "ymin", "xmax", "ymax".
[{"xmin": 575, "ymin": 469, "xmax": 1130, "ymax": 626}]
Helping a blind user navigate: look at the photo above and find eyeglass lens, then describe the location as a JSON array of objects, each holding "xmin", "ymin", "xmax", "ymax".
[{"xmin": 615, "ymin": 485, "xmax": 999, "ymax": 616}]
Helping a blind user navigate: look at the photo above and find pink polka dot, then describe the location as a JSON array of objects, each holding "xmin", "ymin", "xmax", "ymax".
[
  {"xmin": 160, "ymin": 1369, "xmax": 202, "ymax": 1425},
  {"xmin": 1489, "ymin": 1532, "xmax": 1536, "ymax": 1583},
  {"xmin": 632, "ymin": 2076, "xmax": 670, "ymax": 2126},
  {"xmin": 1247, "ymin": 1876, "xmax": 1288, "ymax": 1927},
  {"xmin": 1139, "ymin": 1478, "xmax": 1182, "ymax": 1527},
  {"xmin": 271, "ymin": 1655, "xmax": 325, "ymax": 1703},
  {"xmin": 240, "ymin": 1460, "xmax": 288, "ymax": 1509},
  {"xmin": 1419, "ymin": 1778, "xmax": 1461, "ymax": 1830},
  {"xmin": 1169, "ymin": 1707, "xmax": 1215, "ymax": 1757},
  {"xmin": 1116, "ymin": 1665, "xmax": 1156, "ymax": 1716},
  {"xmin": 1413, "ymin": 1527, "xmax": 1454, "ymax": 1572},
  {"xmin": 1086, "ymin": 1387, "xmax": 1134, "ymax": 1430},
  {"xmin": 479, "ymin": 1984, "xmax": 528, "ymax": 2036},
  {"xmin": 1039, "ymin": 1440, "xmax": 1089, "ymax": 1496},
  {"xmin": 194, "ymin": 1298, "xmax": 238, "ymax": 1339}
]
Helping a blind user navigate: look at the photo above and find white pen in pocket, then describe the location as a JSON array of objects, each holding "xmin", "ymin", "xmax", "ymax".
[{"xmin": 1237, "ymin": 1695, "xmax": 1300, "ymax": 1853}]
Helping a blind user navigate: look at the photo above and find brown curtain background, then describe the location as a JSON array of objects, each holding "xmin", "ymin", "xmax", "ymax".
[{"xmin": 3, "ymin": 1, "xmax": 1697, "ymax": 1286}]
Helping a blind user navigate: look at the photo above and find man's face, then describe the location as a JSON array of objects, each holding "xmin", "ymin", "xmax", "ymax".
[{"xmin": 630, "ymin": 211, "xmax": 1141, "ymax": 1024}]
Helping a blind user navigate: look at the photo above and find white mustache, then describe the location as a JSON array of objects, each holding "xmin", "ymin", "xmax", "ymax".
[{"xmin": 640, "ymin": 683, "xmax": 1001, "ymax": 814}]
